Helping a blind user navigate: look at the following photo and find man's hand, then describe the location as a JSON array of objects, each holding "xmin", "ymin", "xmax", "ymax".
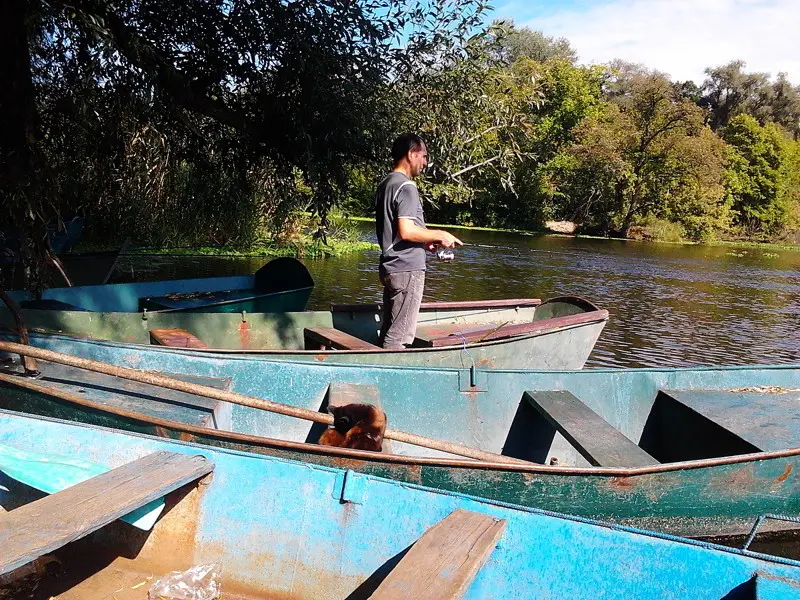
[{"xmin": 435, "ymin": 230, "xmax": 463, "ymax": 249}]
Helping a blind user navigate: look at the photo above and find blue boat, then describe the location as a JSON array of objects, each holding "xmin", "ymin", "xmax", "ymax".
[
  {"xmin": 0, "ymin": 410, "xmax": 798, "ymax": 599},
  {"xmin": 8, "ymin": 256, "xmax": 315, "ymax": 314},
  {"xmin": 1, "ymin": 333, "xmax": 800, "ymax": 541}
]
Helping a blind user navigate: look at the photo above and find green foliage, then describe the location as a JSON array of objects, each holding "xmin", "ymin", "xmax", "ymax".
[
  {"xmin": 5, "ymin": 0, "xmax": 800, "ymax": 281},
  {"xmin": 723, "ymin": 115, "xmax": 794, "ymax": 237}
]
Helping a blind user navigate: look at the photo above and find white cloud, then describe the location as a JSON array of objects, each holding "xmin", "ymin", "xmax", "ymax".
[{"xmin": 516, "ymin": 0, "xmax": 800, "ymax": 84}]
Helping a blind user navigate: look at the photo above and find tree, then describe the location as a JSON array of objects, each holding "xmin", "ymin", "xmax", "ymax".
[
  {"xmin": 2, "ymin": 0, "xmax": 490, "ymax": 284},
  {"xmin": 700, "ymin": 61, "xmax": 772, "ymax": 130},
  {"xmin": 490, "ymin": 20, "xmax": 577, "ymax": 65},
  {"xmin": 554, "ymin": 68, "xmax": 730, "ymax": 240},
  {"xmin": 723, "ymin": 114, "xmax": 796, "ymax": 236},
  {"xmin": 769, "ymin": 73, "xmax": 800, "ymax": 139}
]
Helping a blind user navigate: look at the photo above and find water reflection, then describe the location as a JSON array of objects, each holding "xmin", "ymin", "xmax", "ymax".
[{"xmin": 115, "ymin": 228, "xmax": 800, "ymax": 369}]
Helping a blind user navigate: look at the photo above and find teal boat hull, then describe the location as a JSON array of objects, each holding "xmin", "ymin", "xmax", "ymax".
[
  {"xmin": 7, "ymin": 257, "xmax": 314, "ymax": 314},
  {"xmin": 1, "ymin": 410, "xmax": 799, "ymax": 599},
  {"xmin": 2, "ymin": 333, "xmax": 800, "ymax": 540}
]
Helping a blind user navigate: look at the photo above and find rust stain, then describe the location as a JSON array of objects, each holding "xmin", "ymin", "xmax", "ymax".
[
  {"xmin": 238, "ymin": 322, "xmax": 251, "ymax": 350},
  {"xmin": 609, "ymin": 477, "xmax": 636, "ymax": 489},
  {"xmin": 314, "ymin": 354, "xmax": 327, "ymax": 362},
  {"xmin": 404, "ymin": 463, "xmax": 423, "ymax": 484},
  {"xmin": 477, "ymin": 358, "xmax": 495, "ymax": 368},
  {"xmin": 776, "ymin": 464, "xmax": 793, "ymax": 483},
  {"xmin": 707, "ymin": 465, "xmax": 757, "ymax": 493},
  {"xmin": 178, "ymin": 431, "xmax": 195, "ymax": 443}
]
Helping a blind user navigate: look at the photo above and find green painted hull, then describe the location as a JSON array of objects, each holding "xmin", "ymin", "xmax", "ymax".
[{"xmin": 1, "ymin": 298, "xmax": 604, "ymax": 369}]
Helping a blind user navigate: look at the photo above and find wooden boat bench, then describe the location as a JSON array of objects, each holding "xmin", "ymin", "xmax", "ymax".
[
  {"xmin": 524, "ymin": 391, "xmax": 659, "ymax": 467},
  {"xmin": 0, "ymin": 450, "xmax": 214, "ymax": 575},
  {"xmin": 304, "ymin": 326, "xmax": 381, "ymax": 351},
  {"xmin": 658, "ymin": 389, "xmax": 800, "ymax": 452},
  {"xmin": 150, "ymin": 328, "xmax": 211, "ymax": 349},
  {"xmin": 369, "ymin": 509, "xmax": 506, "ymax": 599},
  {"xmin": 327, "ymin": 382, "xmax": 392, "ymax": 453},
  {"xmin": 414, "ymin": 310, "xmax": 608, "ymax": 348}
]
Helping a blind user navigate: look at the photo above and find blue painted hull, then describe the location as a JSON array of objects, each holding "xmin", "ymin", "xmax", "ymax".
[
  {"xmin": 1, "ymin": 410, "xmax": 799, "ymax": 599},
  {"xmin": 7, "ymin": 257, "xmax": 314, "ymax": 313}
]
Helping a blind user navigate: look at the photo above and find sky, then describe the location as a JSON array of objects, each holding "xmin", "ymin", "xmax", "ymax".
[{"xmin": 491, "ymin": 0, "xmax": 800, "ymax": 85}]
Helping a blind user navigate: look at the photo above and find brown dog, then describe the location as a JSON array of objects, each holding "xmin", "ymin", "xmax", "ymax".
[{"xmin": 318, "ymin": 403, "xmax": 386, "ymax": 452}]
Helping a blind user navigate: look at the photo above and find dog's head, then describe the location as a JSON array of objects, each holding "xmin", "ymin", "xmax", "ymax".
[{"xmin": 329, "ymin": 403, "xmax": 385, "ymax": 434}]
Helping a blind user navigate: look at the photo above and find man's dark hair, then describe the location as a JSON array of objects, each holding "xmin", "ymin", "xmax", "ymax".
[{"xmin": 391, "ymin": 133, "xmax": 425, "ymax": 165}]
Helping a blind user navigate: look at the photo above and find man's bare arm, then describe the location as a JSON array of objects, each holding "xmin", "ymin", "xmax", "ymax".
[{"xmin": 397, "ymin": 219, "xmax": 463, "ymax": 248}]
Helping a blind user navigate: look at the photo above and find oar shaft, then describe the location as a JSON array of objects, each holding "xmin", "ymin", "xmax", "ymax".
[{"xmin": 0, "ymin": 341, "xmax": 528, "ymax": 465}]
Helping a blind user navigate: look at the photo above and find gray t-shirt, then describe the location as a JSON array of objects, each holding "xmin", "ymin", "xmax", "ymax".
[{"xmin": 375, "ymin": 172, "xmax": 426, "ymax": 274}]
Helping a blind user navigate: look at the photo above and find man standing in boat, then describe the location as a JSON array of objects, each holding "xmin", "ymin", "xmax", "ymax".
[{"xmin": 375, "ymin": 134, "xmax": 462, "ymax": 349}]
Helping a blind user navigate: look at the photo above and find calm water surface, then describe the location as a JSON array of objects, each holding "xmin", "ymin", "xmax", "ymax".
[{"xmin": 116, "ymin": 228, "xmax": 800, "ymax": 369}]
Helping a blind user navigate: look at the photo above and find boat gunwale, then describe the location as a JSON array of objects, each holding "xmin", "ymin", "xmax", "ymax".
[
  {"xmin": 2, "ymin": 367, "xmax": 800, "ymax": 477},
  {"xmin": 332, "ymin": 298, "xmax": 544, "ymax": 312}
]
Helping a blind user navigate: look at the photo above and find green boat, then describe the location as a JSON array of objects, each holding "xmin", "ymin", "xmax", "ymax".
[
  {"xmin": 1, "ymin": 333, "xmax": 799, "ymax": 543},
  {"xmin": 3, "ymin": 275, "xmax": 608, "ymax": 367}
]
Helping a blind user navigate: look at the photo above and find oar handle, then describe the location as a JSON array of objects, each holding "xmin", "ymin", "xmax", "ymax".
[{"xmin": 0, "ymin": 341, "xmax": 529, "ymax": 465}]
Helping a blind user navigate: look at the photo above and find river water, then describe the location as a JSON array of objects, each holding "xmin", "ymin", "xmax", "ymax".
[{"xmin": 116, "ymin": 228, "xmax": 800, "ymax": 369}]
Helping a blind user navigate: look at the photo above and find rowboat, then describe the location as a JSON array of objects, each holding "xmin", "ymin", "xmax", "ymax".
[
  {"xmin": 1, "ymin": 410, "xmax": 798, "ymax": 599},
  {"xmin": 7, "ymin": 256, "xmax": 315, "ymax": 314},
  {"xmin": 1, "ymin": 335, "xmax": 799, "ymax": 542},
  {"xmin": 0, "ymin": 292, "xmax": 608, "ymax": 369}
]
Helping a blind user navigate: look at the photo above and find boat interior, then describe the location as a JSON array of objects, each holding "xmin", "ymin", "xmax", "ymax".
[{"xmin": 0, "ymin": 355, "xmax": 798, "ymax": 469}]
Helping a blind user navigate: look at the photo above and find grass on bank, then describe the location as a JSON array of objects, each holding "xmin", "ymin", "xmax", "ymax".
[{"xmin": 128, "ymin": 238, "xmax": 377, "ymax": 258}]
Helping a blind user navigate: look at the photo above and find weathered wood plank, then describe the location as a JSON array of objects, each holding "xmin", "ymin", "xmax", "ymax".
[
  {"xmin": 0, "ymin": 451, "xmax": 213, "ymax": 575},
  {"xmin": 369, "ymin": 509, "xmax": 506, "ymax": 600},
  {"xmin": 149, "ymin": 328, "xmax": 210, "ymax": 349},
  {"xmin": 304, "ymin": 327, "xmax": 380, "ymax": 351},
  {"xmin": 328, "ymin": 382, "xmax": 391, "ymax": 452},
  {"xmin": 415, "ymin": 311, "xmax": 609, "ymax": 348},
  {"xmin": 524, "ymin": 391, "xmax": 659, "ymax": 467}
]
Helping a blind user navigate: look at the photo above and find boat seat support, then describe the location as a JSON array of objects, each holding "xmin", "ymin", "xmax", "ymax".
[
  {"xmin": 524, "ymin": 390, "xmax": 659, "ymax": 467},
  {"xmin": 0, "ymin": 450, "xmax": 214, "ymax": 575},
  {"xmin": 369, "ymin": 509, "xmax": 506, "ymax": 599},
  {"xmin": 304, "ymin": 327, "xmax": 380, "ymax": 351},
  {"xmin": 150, "ymin": 328, "xmax": 211, "ymax": 349}
]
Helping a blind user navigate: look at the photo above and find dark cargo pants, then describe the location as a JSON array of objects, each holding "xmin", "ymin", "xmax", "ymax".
[{"xmin": 379, "ymin": 270, "xmax": 425, "ymax": 349}]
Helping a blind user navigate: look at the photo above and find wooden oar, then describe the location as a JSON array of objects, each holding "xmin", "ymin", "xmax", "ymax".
[{"xmin": 0, "ymin": 341, "xmax": 531, "ymax": 465}]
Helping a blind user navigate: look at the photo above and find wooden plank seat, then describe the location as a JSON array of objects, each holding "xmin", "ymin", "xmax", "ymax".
[
  {"xmin": 369, "ymin": 509, "xmax": 506, "ymax": 600},
  {"xmin": 327, "ymin": 382, "xmax": 392, "ymax": 453},
  {"xmin": 524, "ymin": 391, "xmax": 659, "ymax": 467},
  {"xmin": 0, "ymin": 451, "xmax": 213, "ymax": 575},
  {"xmin": 658, "ymin": 389, "xmax": 800, "ymax": 452},
  {"xmin": 304, "ymin": 326, "xmax": 380, "ymax": 351},
  {"xmin": 150, "ymin": 328, "xmax": 211, "ymax": 349},
  {"xmin": 414, "ymin": 310, "xmax": 609, "ymax": 348}
]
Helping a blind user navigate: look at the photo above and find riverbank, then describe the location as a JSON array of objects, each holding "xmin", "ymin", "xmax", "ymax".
[{"xmin": 346, "ymin": 216, "xmax": 800, "ymax": 253}]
